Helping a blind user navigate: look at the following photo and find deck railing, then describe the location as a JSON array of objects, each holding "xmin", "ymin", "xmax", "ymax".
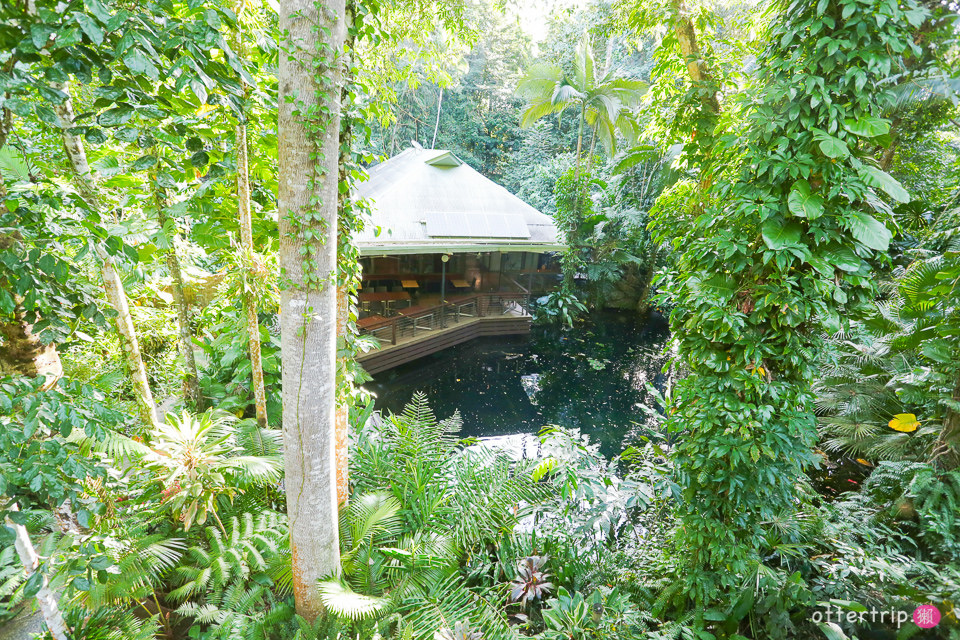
[{"xmin": 358, "ymin": 292, "xmax": 532, "ymax": 346}]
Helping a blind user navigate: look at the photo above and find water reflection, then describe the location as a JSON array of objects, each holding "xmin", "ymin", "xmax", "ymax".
[{"xmin": 366, "ymin": 311, "xmax": 671, "ymax": 458}]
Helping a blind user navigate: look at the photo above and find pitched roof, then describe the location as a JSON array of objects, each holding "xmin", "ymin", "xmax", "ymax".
[{"xmin": 353, "ymin": 146, "xmax": 564, "ymax": 255}]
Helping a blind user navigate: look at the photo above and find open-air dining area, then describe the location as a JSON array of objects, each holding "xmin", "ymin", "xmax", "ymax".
[{"xmin": 351, "ymin": 145, "xmax": 565, "ymax": 372}]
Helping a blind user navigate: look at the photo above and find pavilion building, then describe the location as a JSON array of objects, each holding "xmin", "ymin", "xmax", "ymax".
[{"xmin": 352, "ymin": 144, "xmax": 564, "ymax": 374}]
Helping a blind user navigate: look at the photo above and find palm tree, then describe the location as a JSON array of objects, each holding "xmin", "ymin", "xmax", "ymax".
[{"xmin": 517, "ymin": 31, "xmax": 647, "ymax": 179}]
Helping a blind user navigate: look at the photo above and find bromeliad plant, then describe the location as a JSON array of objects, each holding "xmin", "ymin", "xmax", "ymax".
[
  {"xmin": 144, "ymin": 411, "xmax": 282, "ymax": 532},
  {"xmin": 510, "ymin": 556, "xmax": 554, "ymax": 607}
]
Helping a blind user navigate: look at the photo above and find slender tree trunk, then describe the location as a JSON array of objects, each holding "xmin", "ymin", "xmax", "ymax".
[
  {"xmin": 95, "ymin": 246, "xmax": 159, "ymax": 426},
  {"xmin": 234, "ymin": 16, "xmax": 269, "ymax": 428},
  {"xmin": 237, "ymin": 117, "xmax": 269, "ymax": 428},
  {"xmin": 672, "ymin": 0, "xmax": 720, "ymax": 192},
  {"xmin": 52, "ymin": 83, "xmax": 158, "ymax": 427},
  {"xmin": 6, "ymin": 505, "xmax": 69, "ymax": 640},
  {"xmin": 431, "ymin": 86, "xmax": 443, "ymax": 149},
  {"xmin": 586, "ymin": 126, "xmax": 597, "ymax": 174},
  {"xmin": 279, "ymin": 0, "xmax": 345, "ymax": 622},
  {"xmin": 573, "ymin": 102, "xmax": 585, "ymax": 180},
  {"xmin": 153, "ymin": 180, "xmax": 202, "ymax": 409}
]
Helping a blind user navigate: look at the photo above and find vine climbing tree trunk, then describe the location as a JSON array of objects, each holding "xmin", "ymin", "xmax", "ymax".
[
  {"xmin": 233, "ymin": 12, "xmax": 269, "ymax": 428},
  {"xmin": 278, "ymin": 0, "xmax": 345, "ymax": 622},
  {"xmin": 52, "ymin": 84, "xmax": 158, "ymax": 427},
  {"xmin": 153, "ymin": 179, "xmax": 202, "ymax": 410},
  {"xmin": 670, "ymin": 0, "xmax": 720, "ymax": 182}
]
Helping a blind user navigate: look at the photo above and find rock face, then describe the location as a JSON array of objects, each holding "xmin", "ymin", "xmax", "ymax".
[
  {"xmin": 0, "ymin": 610, "xmax": 44, "ymax": 640},
  {"xmin": 603, "ymin": 263, "xmax": 655, "ymax": 316}
]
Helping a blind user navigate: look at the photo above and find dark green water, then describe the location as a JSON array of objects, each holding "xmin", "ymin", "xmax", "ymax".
[{"xmin": 366, "ymin": 311, "xmax": 671, "ymax": 458}]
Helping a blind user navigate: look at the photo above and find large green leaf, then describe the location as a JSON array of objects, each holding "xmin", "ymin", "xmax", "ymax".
[
  {"xmin": 820, "ymin": 244, "xmax": 862, "ymax": 272},
  {"xmin": 98, "ymin": 106, "xmax": 134, "ymax": 127},
  {"xmin": 700, "ymin": 275, "xmax": 738, "ymax": 300},
  {"xmin": 123, "ymin": 48, "xmax": 158, "ymax": 80},
  {"xmin": 818, "ymin": 135, "xmax": 849, "ymax": 159},
  {"xmin": 843, "ymin": 116, "xmax": 890, "ymax": 138},
  {"xmin": 762, "ymin": 219, "xmax": 804, "ymax": 249},
  {"xmin": 859, "ymin": 165, "xmax": 910, "ymax": 203},
  {"xmin": 130, "ymin": 155, "xmax": 157, "ymax": 171},
  {"xmin": 317, "ymin": 580, "xmax": 389, "ymax": 621},
  {"xmin": 75, "ymin": 14, "xmax": 104, "ymax": 45},
  {"xmin": 846, "ymin": 211, "xmax": 891, "ymax": 251},
  {"xmin": 787, "ymin": 180, "xmax": 824, "ymax": 219}
]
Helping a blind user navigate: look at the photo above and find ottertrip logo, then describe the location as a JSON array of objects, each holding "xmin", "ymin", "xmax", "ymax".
[{"xmin": 811, "ymin": 603, "xmax": 941, "ymax": 629}]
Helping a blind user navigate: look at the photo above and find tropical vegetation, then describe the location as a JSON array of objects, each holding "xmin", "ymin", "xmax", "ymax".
[{"xmin": 0, "ymin": 0, "xmax": 958, "ymax": 639}]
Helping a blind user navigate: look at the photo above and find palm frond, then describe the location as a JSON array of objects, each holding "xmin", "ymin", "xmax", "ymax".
[{"xmin": 317, "ymin": 580, "xmax": 391, "ymax": 621}]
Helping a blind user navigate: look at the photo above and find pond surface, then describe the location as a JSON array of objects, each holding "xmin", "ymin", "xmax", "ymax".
[{"xmin": 366, "ymin": 311, "xmax": 671, "ymax": 458}]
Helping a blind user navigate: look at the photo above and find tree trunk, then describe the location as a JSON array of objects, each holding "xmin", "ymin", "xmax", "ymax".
[
  {"xmin": 153, "ymin": 181, "xmax": 202, "ymax": 410},
  {"xmin": 95, "ymin": 246, "xmax": 160, "ymax": 426},
  {"xmin": 573, "ymin": 102, "xmax": 586, "ymax": 180},
  {"xmin": 0, "ymin": 304, "xmax": 63, "ymax": 383},
  {"xmin": 431, "ymin": 86, "xmax": 443, "ymax": 149},
  {"xmin": 672, "ymin": 0, "xmax": 719, "ymax": 114},
  {"xmin": 234, "ymin": 14, "xmax": 269, "ymax": 429},
  {"xmin": 52, "ymin": 83, "xmax": 158, "ymax": 427},
  {"xmin": 586, "ymin": 126, "xmax": 597, "ymax": 174},
  {"xmin": 6, "ymin": 505, "xmax": 69, "ymax": 640},
  {"xmin": 672, "ymin": 0, "xmax": 720, "ymax": 190},
  {"xmin": 335, "ymin": 285, "xmax": 350, "ymax": 505},
  {"xmin": 278, "ymin": 0, "xmax": 345, "ymax": 622}
]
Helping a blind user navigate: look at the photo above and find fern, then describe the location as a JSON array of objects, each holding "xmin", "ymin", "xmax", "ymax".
[
  {"xmin": 81, "ymin": 531, "xmax": 186, "ymax": 610},
  {"xmin": 0, "ymin": 545, "xmax": 26, "ymax": 623},
  {"xmin": 170, "ymin": 511, "xmax": 291, "ymax": 640},
  {"xmin": 395, "ymin": 573, "xmax": 510, "ymax": 640},
  {"xmin": 57, "ymin": 606, "xmax": 161, "ymax": 640}
]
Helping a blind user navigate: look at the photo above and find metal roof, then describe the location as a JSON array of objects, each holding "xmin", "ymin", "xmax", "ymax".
[{"xmin": 353, "ymin": 146, "xmax": 564, "ymax": 255}]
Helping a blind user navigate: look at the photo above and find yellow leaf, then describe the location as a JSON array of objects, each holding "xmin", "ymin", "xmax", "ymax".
[
  {"xmin": 196, "ymin": 103, "xmax": 218, "ymax": 117},
  {"xmin": 855, "ymin": 458, "xmax": 873, "ymax": 467},
  {"xmin": 888, "ymin": 413, "xmax": 920, "ymax": 432}
]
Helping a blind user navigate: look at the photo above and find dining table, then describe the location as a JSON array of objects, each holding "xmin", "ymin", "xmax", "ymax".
[{"xmin": 358, "ymin": 291, "xmax": 411, "ymax": 315}]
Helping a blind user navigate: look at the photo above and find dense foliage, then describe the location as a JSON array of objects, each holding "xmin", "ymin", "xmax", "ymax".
[{"xmin": 0, "ymin": 0, "xmax": 958, "ymax": 639}]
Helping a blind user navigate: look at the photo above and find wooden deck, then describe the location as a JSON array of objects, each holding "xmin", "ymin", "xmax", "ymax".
[{"xmin": 356, "ymin": 293, "xmax": 532, "ymax": 374}]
